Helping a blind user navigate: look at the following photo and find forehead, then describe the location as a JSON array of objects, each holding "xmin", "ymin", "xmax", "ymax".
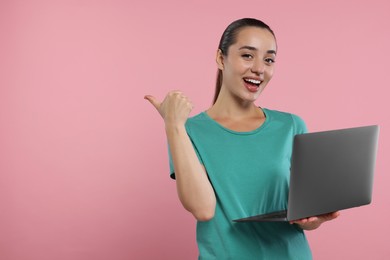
[{"xmin": 232, "ymin": 26, "xmax": 277, "ymax": 52}]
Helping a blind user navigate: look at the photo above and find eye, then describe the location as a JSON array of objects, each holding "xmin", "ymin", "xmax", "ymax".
[
  {"xmin": 242, "ymin": 54, "xmax": 253, "ymax": 59},
  {"xmin": 265, "ymin": 58, "xmax": 275, "ymax": 64}
]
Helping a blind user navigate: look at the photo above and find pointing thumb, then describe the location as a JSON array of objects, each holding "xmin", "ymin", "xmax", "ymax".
[{"xmin": 144, "ymin": 95, "xmax": 161, "ymax": 110}]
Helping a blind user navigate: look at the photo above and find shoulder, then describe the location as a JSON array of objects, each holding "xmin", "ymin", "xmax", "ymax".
[
  {"xmin": 263, "ymin": 108, "xmax": 307, "ymax": 134},
  {"xmin": 186, "ymin": 112, "xmax": 207, "ymax": 127},
  {"xmin": 187, "ymin": 112, "xmax": 207, "ymax": 123},
  {"xmin": 184, "ymin": 112, "xmax": 210, "ymax": 134}
]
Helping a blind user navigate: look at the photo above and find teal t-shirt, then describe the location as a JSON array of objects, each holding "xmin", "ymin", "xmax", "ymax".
[{"xmin": 169, "ymin": 108, "xmax": 312, "ymax": 260}]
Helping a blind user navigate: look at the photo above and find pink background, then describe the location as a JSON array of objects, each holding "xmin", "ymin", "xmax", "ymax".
[{"xmin": 1, "ymin": 0, "xmax": 389, "ymax": 259}]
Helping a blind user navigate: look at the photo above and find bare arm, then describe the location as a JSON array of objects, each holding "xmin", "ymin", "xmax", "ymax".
[{"xmin": 145, "ymin": 91, "xmax": 216, "ymax": 221}]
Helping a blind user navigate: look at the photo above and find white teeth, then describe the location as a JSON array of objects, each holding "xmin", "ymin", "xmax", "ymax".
[{"xmin": 244, "ymin": 78, "xmax": 261, "ymax": 85}]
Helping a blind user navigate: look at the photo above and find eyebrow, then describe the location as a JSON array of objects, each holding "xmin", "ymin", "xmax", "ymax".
[{"xmin": 239, "ymin": 45, "xmax": 277, "ymax": 55}]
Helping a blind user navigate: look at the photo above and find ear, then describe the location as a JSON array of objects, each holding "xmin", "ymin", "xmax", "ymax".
[{"xmin": 216, "ymin": 49, "xmax": 224, "ymax": 70}]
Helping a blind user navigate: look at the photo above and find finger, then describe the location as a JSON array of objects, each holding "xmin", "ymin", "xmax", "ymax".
[
  {"xmin": 168, "ymin": 90, "xmax": 183, "ymax": 97},
  {"xmin": 144, "ymin": 95, "xmax": 161, "ymax": 110},
  {"xmin": 293, "ymin": 218, "xmax": 307, "ymax": 224},
  {"xmin": 320, "ymin": 211, "xmax": 339, "ymax": 220},
  {"xmin": 326, "ymin": 212, "xmax": 340, "ymax": 220}
]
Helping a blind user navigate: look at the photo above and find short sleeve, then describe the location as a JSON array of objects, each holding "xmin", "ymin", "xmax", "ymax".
[{"xmin": 291, "ymin": 113, "xmax": 308, "ymax": 135}]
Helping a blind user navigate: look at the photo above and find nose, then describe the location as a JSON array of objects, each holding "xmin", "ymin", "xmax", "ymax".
[{"xmin": 251, "ymin": 59, "xmax": 265, "ymax": 75}]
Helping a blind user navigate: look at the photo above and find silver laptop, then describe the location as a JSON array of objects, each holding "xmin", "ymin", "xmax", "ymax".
[{"xmin": 234, "ymin": 125, "xmax": 380, "ymax": 222}]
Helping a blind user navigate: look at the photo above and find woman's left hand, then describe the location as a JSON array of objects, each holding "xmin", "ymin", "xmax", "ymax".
[{"xmin": 289, "ymin": 211, "xmax": 340, "ymax": 231}]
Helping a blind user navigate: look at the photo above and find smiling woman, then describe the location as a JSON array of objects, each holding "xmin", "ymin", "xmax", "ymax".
[
  {"xmin": 213, "ymin": 19, "xmax": 277, "ymax": 105},
  {"xmin": 212, "ymin": 26, "xmax": 277, "ymax": 110},
  {"xmin": 145, "ymin": 18, "xmax": 338, "ymax": 259}
]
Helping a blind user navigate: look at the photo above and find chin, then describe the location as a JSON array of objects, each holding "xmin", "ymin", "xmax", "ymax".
[{"xmin": 241, "ymin": 94, "xmax": 260, "ymax": 103}]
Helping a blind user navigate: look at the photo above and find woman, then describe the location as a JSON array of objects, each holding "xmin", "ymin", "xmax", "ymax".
[{"xmin": 145, "ymin": 18, "xmax": 339, "ymax": 259}]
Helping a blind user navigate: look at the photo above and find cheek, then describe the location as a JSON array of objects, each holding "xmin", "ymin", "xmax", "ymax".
[
  {"xmin": 227, "ymin": 65, "xmax": 244, "ymax": 80},
  {"xmin": 265, "ymin": 67, "xmax": 275, "ymax": 80},
  {"xmin": 233, "ymin": 59, "xmax": 250, "ymax": 72}
]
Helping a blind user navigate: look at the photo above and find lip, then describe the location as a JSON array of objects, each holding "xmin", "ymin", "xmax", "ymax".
[
  {"xmin": 243, "ymin": 77, "xmax": 263, "ymax": 92},
  {"xmin": 243, "ymin": 76, "xmax": 263, "ymax": 82},
  {"xmin": 243, "ymin": 79, "xmax": 261, "ymax": 93}
]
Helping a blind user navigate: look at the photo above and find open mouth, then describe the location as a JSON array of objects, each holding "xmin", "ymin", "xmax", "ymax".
[
  {"xmin": 243, "ymin": 78, "xmax": 262, "ymax": 92},
  {"xmin": 244, "ymin": 78, "xmax": 261, "ymax": 86}
]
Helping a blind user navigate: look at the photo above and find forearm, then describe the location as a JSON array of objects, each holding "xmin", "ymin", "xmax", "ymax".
[{"xmin": 166, "ymin": 124, "xmax": 216, "ymax": 221}]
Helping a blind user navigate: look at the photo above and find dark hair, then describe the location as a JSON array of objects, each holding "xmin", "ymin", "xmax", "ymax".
[{"xmin": 213, "ymin": 18, "xmax": 276, "ymax": 104}]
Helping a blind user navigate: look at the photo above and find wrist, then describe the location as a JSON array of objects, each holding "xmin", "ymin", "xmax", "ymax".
[{"xmin": 165, "ymin": 123, "xmax": 186, "ymax": 135}]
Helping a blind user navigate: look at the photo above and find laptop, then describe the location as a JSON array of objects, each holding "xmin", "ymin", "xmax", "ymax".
[{"xmin": 233, "ymin": 125, "xmax": 380, "ymax": 222}]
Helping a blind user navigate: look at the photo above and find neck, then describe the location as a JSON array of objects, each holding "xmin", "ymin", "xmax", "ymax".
[{"xmin": 207, "ymin": 92, "xmax": 262, "ymax": 120}]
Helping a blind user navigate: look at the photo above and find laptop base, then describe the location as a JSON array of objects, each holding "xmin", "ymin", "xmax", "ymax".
[{"xmin": 233, "ymin": 210, "xmax": 288, "ymax": 222}]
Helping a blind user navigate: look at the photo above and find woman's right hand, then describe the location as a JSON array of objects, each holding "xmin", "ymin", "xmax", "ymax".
[{"xmin": 144, "ymin": 91, "xmax": 194, "ymax": 127}]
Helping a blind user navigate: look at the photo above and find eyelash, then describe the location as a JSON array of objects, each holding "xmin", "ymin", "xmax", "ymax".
[
  {"xmin": 241, "ymin": 54, "xmax": 275, "ymax": 64},
  {"xmin": 242, "ymin": 54, "xmax": 253, "ymax": 59}
]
